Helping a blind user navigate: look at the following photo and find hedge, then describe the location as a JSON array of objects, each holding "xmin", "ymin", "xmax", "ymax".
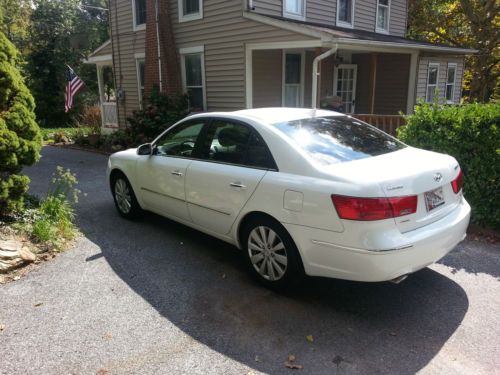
[{"xmin": 398, "ymin": 103, "xmax": 500, "ymax": 229}]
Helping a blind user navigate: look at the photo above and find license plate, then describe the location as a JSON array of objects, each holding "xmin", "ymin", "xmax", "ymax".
[{"xmin": 425, "ymin": 187, "xmax": 445, "ymax": 212}]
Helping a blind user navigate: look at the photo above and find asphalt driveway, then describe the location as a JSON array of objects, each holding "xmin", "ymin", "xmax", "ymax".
[{"xmin": 1, "ymin": 146, "xmax": 499, "ymax": 375}]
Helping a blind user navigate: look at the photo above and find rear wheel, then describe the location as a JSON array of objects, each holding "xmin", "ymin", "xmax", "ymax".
[
  {"xmin": 111, "ymin": 174, "xmax": 141, "ymax": 219},
  {"xmin": 242, "ymin": 216, "xmax": 304, "ymax": 290}
]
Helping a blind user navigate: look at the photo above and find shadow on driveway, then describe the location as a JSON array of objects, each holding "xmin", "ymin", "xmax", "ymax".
[{"xmin": 28, "ymin": 147, "xmax": 470, "ymax": 374}]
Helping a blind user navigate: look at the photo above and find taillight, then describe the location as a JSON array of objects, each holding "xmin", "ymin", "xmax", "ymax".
[
  {"xmin": 451, "ymin": 169, "xmax": 463, "ymax": 194},
  {"xmin": 331, "ymin": 195, "xmax": 418, "ymax": 221}
]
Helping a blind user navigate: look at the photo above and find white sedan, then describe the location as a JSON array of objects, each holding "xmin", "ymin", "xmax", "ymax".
[{"xmin": 107, "ymin": 108, "xmax": 470, "ymax": 289}]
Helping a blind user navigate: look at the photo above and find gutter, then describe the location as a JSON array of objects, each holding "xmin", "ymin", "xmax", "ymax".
[{"xmin": 312, "ymin": 45, "xmax": 338, "ymax": 109}]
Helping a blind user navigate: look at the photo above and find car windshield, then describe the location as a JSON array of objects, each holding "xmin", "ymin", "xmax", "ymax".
[{"xmin": 272, "ymin": 116, "xmax": 406, "ymax": 165}]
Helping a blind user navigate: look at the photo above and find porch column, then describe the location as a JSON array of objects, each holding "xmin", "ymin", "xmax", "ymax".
[
  {"xmin": 368, "ymin": 53, "xmax": 377, "ymax": 114},
  {"xmin": 96, "ymin": 65, "xmax": 105, "ymax": 127},
  {"xmin": 406, "ymin": 52, "xmax": 419, "ymax": 114}
]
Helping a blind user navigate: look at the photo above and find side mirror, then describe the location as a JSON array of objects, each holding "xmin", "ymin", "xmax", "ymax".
[{"xmin": 137, "ymin": 143, "xmax": 152, "ymax": 156}]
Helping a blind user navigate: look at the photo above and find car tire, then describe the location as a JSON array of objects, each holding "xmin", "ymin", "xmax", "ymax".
[
  {"xmin": 242, "ymin": 216, "xmax": 304, "ymax": 291},
  {"xmin": 111, "ymin": 173, "xmax": 142, "ymax": 219}
]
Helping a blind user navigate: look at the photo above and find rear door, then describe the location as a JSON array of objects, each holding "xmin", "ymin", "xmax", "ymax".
[{"xmin": 185, "ymin": 118, "xmax": 277, "ymax": 234}]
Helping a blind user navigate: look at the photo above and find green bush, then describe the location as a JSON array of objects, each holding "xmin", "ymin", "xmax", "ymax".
[
  {"xmin": 0, "ymin": 31, "xmax": 42, "ymax": 215},
  {"xmin": 40, "ymin": 127, "xmax": 92, "ymax": 142},
  {"xmin": 398, "ymin": 102, "xmax": 500, "ymax": 228},
  {"xmin": 127, "ymin": 85, "xmax": 189, "ymax": 142}
]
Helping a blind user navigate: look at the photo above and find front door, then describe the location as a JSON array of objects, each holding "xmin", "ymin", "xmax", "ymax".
[
  {"xmin": 136, "ymin": 119, "xmax": 206, "ymax": 221},
  {"xmin": 283, "ymin": 52, "xmax": 304, "ymax": 107},
  {"xmin": 333, "ymin": 64, "xmax": 357, "ymax": 113},
  {"xmin": 185, "ymin": 118, "xmax": 276, "ymax": 235}
]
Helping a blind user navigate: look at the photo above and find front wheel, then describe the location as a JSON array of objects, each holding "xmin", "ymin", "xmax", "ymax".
[
  {"xmin": 242, "ymin": 217, "xmax": 304, "ymax": 290},
  {"xmin": 112, "ymin": 174, "xmax": 141, "ymax": 219}
]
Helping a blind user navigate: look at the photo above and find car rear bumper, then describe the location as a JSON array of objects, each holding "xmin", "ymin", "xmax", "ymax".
[{"xmin": 284, "ymin": 198, "xmax": 471, "ymax": 282}]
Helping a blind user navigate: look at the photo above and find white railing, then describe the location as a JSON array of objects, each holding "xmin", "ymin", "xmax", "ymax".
[{"xmin": 101, "ymin": 102, "xmax": 118, "ymax": 128}]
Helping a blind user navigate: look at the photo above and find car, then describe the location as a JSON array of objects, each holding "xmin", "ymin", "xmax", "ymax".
[{"xmin": 107, "ymin": 108, "xmax": 470, "ymax": 289}]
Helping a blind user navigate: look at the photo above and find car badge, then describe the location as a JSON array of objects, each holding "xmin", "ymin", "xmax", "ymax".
[{"xmin": 434, "ymin": 173, "xmax": 443, "ymax": 183}]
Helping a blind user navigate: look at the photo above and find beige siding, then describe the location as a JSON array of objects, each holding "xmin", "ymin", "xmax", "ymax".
[
  {"xmin": 252, "ymin": 0, "xmax": 282, "ymax": 16},
  {"xmin": 307, "ymin": 0, "xmax": 335, "ymax": 25},
  {"xmin": 170, "ymin": 0, "xmax": 317, "ymax": 111},
  {"xmin": 416, "ymin": 56, "xmax": 464, "ymax": 104},
  {"xmin": 355, "ymin": 0, "xmax": 376, "ymax": 32},
  {"xmin": 109, "ymin": 0, "xmax": 145, "ymax": 126},
  {"xmin": 389, "ymin": 0, "xmax": 407, "ymax": 37},
  {"xmin": 252, "ymin": 50, "xmax": 282, "ymax": 107}
]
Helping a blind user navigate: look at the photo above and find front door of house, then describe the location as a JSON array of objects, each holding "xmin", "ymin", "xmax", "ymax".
[
  {"xmin": 283, "ymin": 52, "xmax": 304, "ymax": 107},
  {"xmin": 333, "ymin": 64, "xmax": 357, "ymax": 113}
]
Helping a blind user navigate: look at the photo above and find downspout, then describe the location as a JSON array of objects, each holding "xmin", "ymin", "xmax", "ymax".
[
  {"xmin": 312, "ymin": 45, "xmax": 338, "ymax": 108},
  {"xmin": 155, "ymin": 0, "xmax": 163, "ymax": 92}
]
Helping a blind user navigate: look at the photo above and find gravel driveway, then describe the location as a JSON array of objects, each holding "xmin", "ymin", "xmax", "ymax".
[{"xmin": 1, "ymin": 146, "xmax": 499, "ymax": 375}]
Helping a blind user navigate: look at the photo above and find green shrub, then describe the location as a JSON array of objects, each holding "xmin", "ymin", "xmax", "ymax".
[
  {"xmin": 0, "ymin": 31, "xmax": 42, "ymax": 215},
  {"xmin": 32, "ymin": 218, "xmax": 54, "ymax": 242},
  {"xmin": 127, "ymin": 86, "xmax": 189, "ymax": 142},
  {"xmin": 40, "ymin": 127, "xmax": 92, "ymax": 142},
  {"xmin": 398, "ymin": 102, "xmax": 500, "ymax": 228}
]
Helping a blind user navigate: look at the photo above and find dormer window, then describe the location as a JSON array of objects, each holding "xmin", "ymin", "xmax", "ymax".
[
  {"xmin": 376, "ymin": 0, "xmax": 390, "ymax": 33},
  {"xmin": 133, "ymin": 0, "xmax": 146, "ymax": 31},
  {"xmin": 337, "ymin": 0, "xmax": 354, "ymax": 28},
  {"xmin": 179, "ymin": 0, "xmax": 203, "ymax": 22},
  {"xmin": 283, "ymin": 0, "xmax": 305, "ymax": 21}
]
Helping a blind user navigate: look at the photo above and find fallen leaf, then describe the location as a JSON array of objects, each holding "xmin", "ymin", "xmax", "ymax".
[
  {"xmin": 222, "ymin": 273, "xmax": 227, "ymax": 279},
  {"xmin": 288, "ymin": 354, "xmax": 296, "ymax": 362},
  {"xmin": 34, "ymin": 302, "xmax": 43, "ymax": 307},
  {"xmin": 389, "ymin": 332, "xmax": 397, "ymax": 336},
  {"xmin": 284, "ymin": 362, "xmax": 303, "ymax": 370},
  {"xmin": 306, "ymin": 334, "xmax": 314, "ymax": 343},
  {"xmin": 95, "ymin": 369, "xmax": 109, "ymax": 375},
  {"xmin": 0, "ymin": 324, "xmax": 5, "ymax": 331}
]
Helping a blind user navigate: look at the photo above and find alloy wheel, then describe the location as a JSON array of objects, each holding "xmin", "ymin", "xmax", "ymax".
[
  {"xmin": 248, "ymin": 226, "xmax": 288, "ymax": 281},
  {"xmin": 114, "ymin": 178, "xmax": 132, "ymax": 214}
]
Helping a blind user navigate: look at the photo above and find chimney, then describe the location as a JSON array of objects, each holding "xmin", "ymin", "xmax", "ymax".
[{"xmin": 144, "ymin": 0, "xmax": 182, "ymax": 97}]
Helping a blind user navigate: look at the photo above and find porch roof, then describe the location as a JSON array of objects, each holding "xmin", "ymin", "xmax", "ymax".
[
  {"xmin": 243, "ymin": 12, "xmax": 476, "ymax": 54},
  {"xmin": 83, "ymin": 40, "xmax": 112, "ymax": 64}
]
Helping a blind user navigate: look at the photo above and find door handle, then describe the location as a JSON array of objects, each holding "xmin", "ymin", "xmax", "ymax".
[
  {"xmin": 171, "ymin": 170, "xmax": 183, "ymax": 177},
  {"xmin": 230, "ymin": 182, "xmax": 246, "ymax": 189}
]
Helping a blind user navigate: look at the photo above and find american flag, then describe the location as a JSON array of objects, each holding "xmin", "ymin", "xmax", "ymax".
[{"xmin": 64, "ymin": 66, "xmax": 84, "ymax": 112}]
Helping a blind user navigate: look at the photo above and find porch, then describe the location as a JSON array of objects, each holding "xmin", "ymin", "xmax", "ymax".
[{"xmin": 248, "ymin": 46, "xmax": 411, "ymax": 135}]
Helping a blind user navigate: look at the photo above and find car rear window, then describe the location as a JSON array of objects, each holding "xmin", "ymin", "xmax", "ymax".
[{"xmin": 272, "ymin": 116, "xmax": 406, "ymax": 165}]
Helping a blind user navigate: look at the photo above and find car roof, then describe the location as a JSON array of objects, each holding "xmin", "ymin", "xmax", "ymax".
[{"xmin": 232, "ymin": 107, "xmax": 344, "ymax": 124}]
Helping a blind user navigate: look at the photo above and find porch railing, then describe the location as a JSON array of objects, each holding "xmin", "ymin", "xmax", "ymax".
[
  {"xmin": 352, "ymin": 114, "xmax": 406, "ymax": 136},
  {"xmin": 102, "ymin": 102, "xmax": 118, "ymax": 128}
]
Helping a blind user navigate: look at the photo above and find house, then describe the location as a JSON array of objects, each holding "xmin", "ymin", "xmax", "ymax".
[{"xmin": 84, "ymin": 0, "xmax": 474, "ymax": 134}]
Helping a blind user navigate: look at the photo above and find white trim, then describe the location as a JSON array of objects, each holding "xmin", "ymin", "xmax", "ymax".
[
  {"xmin": 375, "ymin": 0, "xmax": 390, "ymax": 34},
  {"xmin": 135, "ymin": 57, "xmax": 145, "ymax": 109},
  {"xmin": 445, "ymin": 62, "xmax": 457, "ymax": 104},
  {"xmin": 333, "ymin": 64, "xmax": 357, "ymax": 114},
  {"xmin": 283, "ymin": 0, "xmax": 306, "ymax": 21},
  {"xmin": 179, "ymin": 45, "xmax": 204, "ymax": 54},
  {"xmin": 132, "ymin": 0, "xmax": 146, "ymax": 31},
  {"xmin": 134, "ymin": 52, "xmax": 145, "ymax": 59},
  {"xmin": 180, "ymin": 45, "xmax": 207, "ymax": 111},
  {"xmin": 406, "ymin": 51, "xmax": 418, "ymax": 114},
  {"xmin": 336, "ymin": 0, "xmax": 355, "ymax": 29},
  {"xmin": 335, "ymin": 38, "xmax": 476, "ymax": 54},
  {"xmin": 425, "ymin": 62, "xmax": 440, "ymax": 103},
  {"xmin": 282, "ymin": 50, "xmax": 306, "ymax": 107},
  {"xmin": 245, "ymin": 47, "xmax": 253, "ymax": 108},
  {"xmin": 90, "ymin": 40, "xmax": 111, "ymax": 56},
  {"xmin": 178, "ymin": 0, "xmax": 203, "ymax": 23},
  {"xmin": 84, "ymin": 54, "xmax": 113, "ymax": 64}
]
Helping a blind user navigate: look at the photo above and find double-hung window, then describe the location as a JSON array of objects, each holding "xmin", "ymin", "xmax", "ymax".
[
  {"xmin": 133, "ymin": 0, "xmax": 146, "ymax": 31},
  {"xmin": 426, "ymin": 63, "xmax": 440, "ymax": 103},
  {"xmin": 179, "ymin": 0, "xmax": 203, "ymax": 22},
  {"xmin": 180, "ymin": 46, "xmax": 206, "ymax": 111},
  {"xmin": 283, "ymin": 0, "xmax": 305, "ymax": 20},
  {"xmin": 446, "ymin": 63, "xmax": 457, "ymax": 104},
  {"xmin": 337, "ymin": 0, "xmax": 354, "ymax": 28},
  {"xmin": 376, "ymin": 0, "xmax": 390, "ymax": 33}
]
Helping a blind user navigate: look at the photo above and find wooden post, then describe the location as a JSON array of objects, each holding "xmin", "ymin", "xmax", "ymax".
[{"xmin": 369, "ymin": 53, "xmax": 377, "ymax": 114}]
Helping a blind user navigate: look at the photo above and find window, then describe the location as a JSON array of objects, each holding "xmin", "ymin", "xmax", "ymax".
[
  {"xmin": 273, "ymin": 116, "xmax": 405, "ymax": 166},
  {"xmin": 198, "ymin": 120, "xmax": 276, "ymax": 169},
  {"xmin": 426, "ymin": 63, "xmax": 440, "ymax": 103},
  {"xmin": 337, "ymin": 0, "xmax": 354, "ymax": 27},
  {"xmin": 180, "ymin": 46, "xmax": 206, "ymax": 111},
  {"xmin": 283, "ymin": 52, "xmax": 304, "ymax": 107},
  {"xmin": 133, "ymin": 0, "xmax": 146, "ymax": 30},
  {"xmin": 179, "ymin": 0, "xmax": 202, "ymax": 22},
  {"xmin": 446, "ymin": 63, "xmax": 457, "ymax": 103},
  {"xmin": 283, "ymin": 0, "xmax": 305, "ymax": 20},
  {"xmin": 154, "ymin": 121, "xmax": 205, "ymax": 157},
  {"xmin": 376, "ymin": 0, "xmax": 390, "ymax": 33},
  {"xmin": 135, "ymin": 57, "xmax": 145, "ymax": 108}
]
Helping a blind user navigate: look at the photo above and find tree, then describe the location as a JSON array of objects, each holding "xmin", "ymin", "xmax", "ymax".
[
  {"xmin": 408, "ymin": 0, "xmax": 499, "ymax": 102},
  {"xmin": 27, "ymin": 0, "xmax": 109, "ymax": 127},
  {"xmin": 0, "ymin": 31, "xmax": 41, "ymax": 215},
  {"xmin": 0, "ymin": 0, "xmax": 32, "ymax": 52}
]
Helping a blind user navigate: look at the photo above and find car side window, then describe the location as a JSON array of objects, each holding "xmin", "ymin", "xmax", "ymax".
[
  {"xmin": 153, "ymin": 121, "xmax": 205, "ymax": 157},
  {"xmin": 198, "ymin": 119, "xmax": 277, "ymax": 170}
]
